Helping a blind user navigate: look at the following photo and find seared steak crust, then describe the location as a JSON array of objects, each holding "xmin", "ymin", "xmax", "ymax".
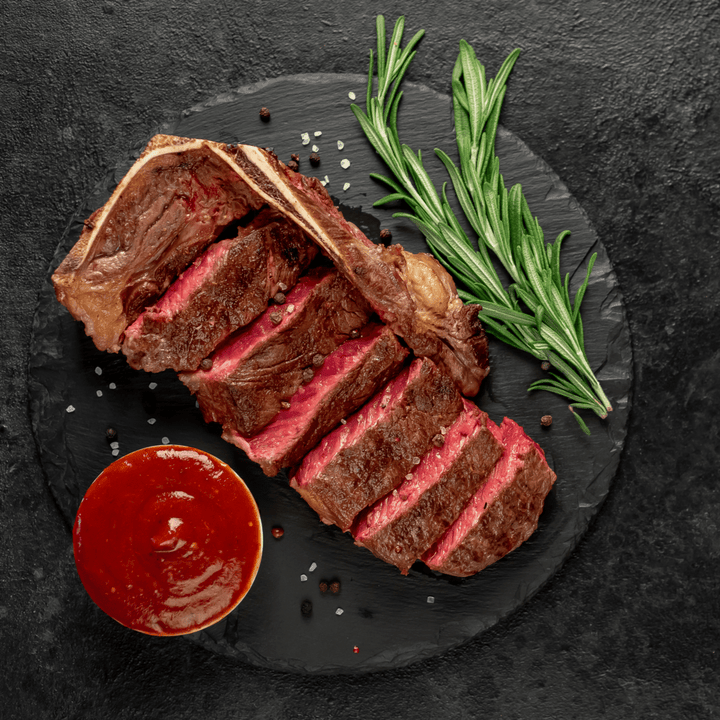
[
  {"xmin": 122, "ymin": 213, "xmax": 317, "ymax": 372},
  {"xmin": 290, "ymin": 358, "xmax": 464, "ymax": 531},
  {"xmin": 180, "ymin": 267, "xmax": 372, "ymax": 437},
  {"xmin": 353, "ymin": 400, "xmax": 503, "ymax": 574},
  {"xmin": 224, "ymin": 324, "xmax": 408, "ymax": 476}
]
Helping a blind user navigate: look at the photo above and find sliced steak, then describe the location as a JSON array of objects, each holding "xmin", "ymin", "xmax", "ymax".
[
  {"xmin": 290, "ymin": 358, "xmax": 463, "ymax": 531},
  {"xmin": 352, "ymin": 399, "xmax": 503, "ymax": 574},
  {"xmin": 423, "ymin": 418, "xmax": 557, "ymax": 577},
  {"xmin": 52, "ymin": 136, "xmax": 264, "ymax": 352},
  {"xmin": 224, "ymin": 324, "xmax": 409, "ymax": 476},
  {"xmin": 122, "ymin": 212, "xmax": 317, "ymax": 372},
  {"xmin": 179, "ymin": 267, "xmax": 373, "ymax": 437}
]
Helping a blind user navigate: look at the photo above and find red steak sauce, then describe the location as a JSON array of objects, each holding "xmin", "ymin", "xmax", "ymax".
[{"xmin": 73, "ymin": 445, "xmax": 263, "ymax": 636}]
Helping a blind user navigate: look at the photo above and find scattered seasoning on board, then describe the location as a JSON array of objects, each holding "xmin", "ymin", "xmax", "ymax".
[
  {"xmin": 259, "ymin": 107, "xmax": 271, "ymax": 122},
  {"xmin": 427, "ymin": 596, "xmax": 435, "ymax": 604},
  {"xmin": 271, "ymin": 526, "xmax": 284, "ymax": 539},
  {"xmin": 541, "ymin": 361, "xmax": 551, "ymax": 371},
  {"xmin": 348, "ymin": 91, "xmax": 356, "ymax": 100},
  {"xmin": 110, "ymin": 441, "xmax": 119, "ymax": 450},
  {"xmin": 161, "ymin": 437, "xmax": 169, "ymax": 445},
  {"xmin": 309, "ymin": 152, "xmax": 320, "ymax": 167},
  {"xmin": 291, "ymin": 153, "xmax": 300, "ymax": 163},
  {"xmin": 330, "ymin": 580, "xmax": 340, "ymax": 594},
  {"xmin": 108, "ymin": 382, "xmax": 116, "ymax": 390},
  {"xmin": 337, "ymin": 140, "xmax": 345, "ymax": 150},
  {"xmin": 335, "ymin": 608, "xmax": 344, "ymax": 616},
  {"xmin": 287, "ymin": 159, "xmax": 299, "ymax": 172},
  {"xmin": 353, "ymin": 645, "xmax": 359, "ymax": 654},
  {"xmin": 343, "ymin": 182, "xmax": 351, "ymax": 191},
  {"xmin": 95, "ymin": 366, "xmax": 102, "ymax": 376},
  {"xmin": 379, "ymin": 228, "xmax": 392, "ymax": 243},
  {"xmin": 340, "ymin": 158, "xmax": 351, "ymax": 169},
  {"xmin": 308, "ymin": 562, "xmax": 317, "ymax": 573},
  {"xmin": 301, "ymin": 600, "xmax": 312, "ymax": 616},
  {"xmin": 319, "ymin": 581, "xmax": 328, "ymax": 593},
  {"xmin": 301, "ymin": 132, "xmax": 310, "ymax": 145},
  {"xmin": 312, "ymin": 144, "xmax": 320, "ymax": 152},
  {"xmin": 541, "ymin": 415, "xmax": 553, "ymax": 427},
  {"xmin": 314, "ymin": 131, "xmax": 322, "ymax": 137},
  {"xmin": 148, "ymin": 382, "xmax": 157, "ymax": 390},
  {"xmin": 105, "ymin": 427, "xmax": 117, "ymax": 441},
  {"xmin": 147, "ymin": 418, "xmax": 156, "ymax": 425},
  {"xmin": 66, "ymin": 405, "xmax": 75, "ymax": 413},
  {"xmin": 300, "ymin": 574, "xmax": 308, "ymax": 582}
]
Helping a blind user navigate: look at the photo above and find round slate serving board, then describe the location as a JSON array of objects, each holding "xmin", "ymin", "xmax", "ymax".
[{"xmin": 28, "ymin": 74, "xmax": 632, "ymax": 674}]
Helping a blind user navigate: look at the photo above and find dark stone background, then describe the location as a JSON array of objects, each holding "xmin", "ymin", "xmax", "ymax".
[{"xmin": 1, "ymin": 1, "xmax": 718, "ymax": 718}]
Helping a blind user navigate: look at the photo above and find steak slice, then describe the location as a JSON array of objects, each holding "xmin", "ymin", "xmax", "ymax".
[
  {"xmin": 52, "ymin": 135, "xmax": 264, "ymax": 352},
  {"xmin": 223, "ymin": 324, "xmax": 409, "ymax": 476},
  {"xmin": 179, "ymin": 267, "xmax": 373, "ymax": 437},
  {"xmin": 423, "ymin": 418, "xmax": 557, "ymax": 577},
  {"xmin": 290, "ymin": 358, "xmax": 463, "ymax": 531},
  {"xmin": 352, "ymin": 399, "xmax": 503, "ymax": 574},
  {"xmin": 122, "ymin": 212, "xmax": 317, "ymax": 372}
]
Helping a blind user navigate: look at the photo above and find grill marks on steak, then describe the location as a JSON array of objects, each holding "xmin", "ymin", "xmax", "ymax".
[
  {"xmin": 423, "ymin": 418, "xmax": 557, "ymax": 577},
  {"xmin": 122, "ymin": 212, "xmax": 317, "ymax": 372},
  {"xmin": 179, "ymin": 267, "xmax": 373, "ymax": 437},
  {"xmin": 223, "ymin": 324, "xmax": 408, "ymax": 477},
  {"xmin": 352, "ymin": 399, "xmax": 504, "ymax": 575},
  {"xmin": 52, "ymin": 136, "xmax": 264, "ymax": 352},
  {"xmin": 290, "ymin": 358, "xmax": 464, "ymax": 531}
]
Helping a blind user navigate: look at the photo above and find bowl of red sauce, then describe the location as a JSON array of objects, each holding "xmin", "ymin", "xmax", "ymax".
[{"xmin": 73, "ymin": 445, "xmax": 263, "ymax": 636}]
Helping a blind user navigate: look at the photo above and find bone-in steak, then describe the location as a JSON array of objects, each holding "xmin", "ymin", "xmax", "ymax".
[{"xmin": 291, "ymin": 358, "xmax": 464, "ymax": 531}]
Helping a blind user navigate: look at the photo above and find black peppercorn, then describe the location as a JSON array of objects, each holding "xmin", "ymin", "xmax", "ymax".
[
  {"xmin": 200, "ymin": 358, "xmax": 213, "ymax": 371},
  {"xmin": 541, "ymin": 361, "xmax": 551, "ymax": 371},
  {"xmin": 319, "ymin": 581, "xmax": 328, "ymax": 593},
  {"xmin": 271, "ymin": 526, "xmax": 284, "ymax": 539},
  {"xmin": 541, "ymin": 415, "xmax": 553, "ymax": 427},
  {"xmin": 273, "ymin": 291, "xmax": 286, "ymax": 305},
  {"xmin": 259, "ymin": 107, "xmax": 271, "ymax": 122},
  {"xmin": 309, "ymin": 152, "xmax": 320, "ymax": 167},
  {"xmin": 269, "ymin": 311, "xmax": 283, "ymax": 326},
  {"xmin": 330, "ymin": 580, "xmax": 340, "ymax": 594},
  {"xmin": 287, "ymin": 159, "xmax": 299, "ymax": 172},
  {"xmin": 105, "ymin": 427, "xmax": 117, "ymax": 441},
  {"xmin": 301, "ymin": 600, "xmax": 312, "ymax": 616},
  {"xmin": 291, "ymin": 153, "xmax": 300, "ymax": 163},
  {"xmin": 379, "ymin": 228, "xmax": 392, "ymax": 243}
]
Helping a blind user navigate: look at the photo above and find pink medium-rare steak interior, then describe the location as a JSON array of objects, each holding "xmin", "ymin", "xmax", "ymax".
[
  {"xmin": 223, "ymin": 324, "xmax": 408, "ymax": 476},
  {"xmin": 423, "ymin": 417, "xmax": 557, "ymax": 577},
  {"xmin": 179, "ymin": 267, "xmax": 373, "ymax": 437},
  {"xmin": 122, "ymin": 212, "xmax": 317, "ymax": 372},
  {"xmin": 231, "ymin": 144, "xmax": 490, "ymax": 396},
  {"xmin": 290, "ymin": 357, "xmax": 464, "ymax": 531},
  {"xmin": 52, "ymin": 136, "xmax": 264, "ymax": 352},
  {"xmin": 352, "ymin": 399, "xmax": 504, "ymax": 574}
]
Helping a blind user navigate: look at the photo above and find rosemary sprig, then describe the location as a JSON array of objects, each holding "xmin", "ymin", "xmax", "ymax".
[{"xmin": 351, "ymin": 16, "xmax": 612, "ymax": 433}]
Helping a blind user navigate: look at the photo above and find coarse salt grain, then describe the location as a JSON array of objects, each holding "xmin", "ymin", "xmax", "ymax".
[
  {"xmin": 96, "ymin": 390, "xmax": 103, "ymax": 397},
  {"xmin": 312, "ymin": 144, "xmax": 319, "ymax": 153},
  {"xmin": 301, "ymin": 132, "xmax": 310, "ymax": 145},
  {"xmin": 321, "ymin": 179, "xmax": 328, "ymax": 186},
  {"xmin": 108, "ymin": 382, "xmax": 116, "ymax": 390},
  {"xmin": 110, "ymin": 441, "xmax": 119, "ymax": 450},
  {"xmin": 340, "ymin": 158, "xmax": 351, "ymax": 169},
  {"xmin": 335, "ymin": 608, "xmax": 344, "ymax": 615},
  {"xmin": 148, "ymin": 382, "xmax": 157, "ymax": 390},
  {"xmin": 95, "ymin": 367, "xmax": 102, "ymax": 376},
  {"xmin": 348, "ymin": 91, "xmax": 356, "ymax": 100},
  {"xmin": 314, "ymin": 131, "xmax": 322, "ymax": 137},
  {"xmin": 161, "ymin": 437, "xmax": 169, "ymax": 445},
  {"xmin": 427, "ymin": 596, "xmax": 435, "ymax": 604},
  {"xmin": 112, "ymin": 449, "xmax": 120, "ymax": 457},
  {"xmin": 300, "ymin": 574, "xmax": 308, "ymax": 582},
  {"xmin": 286, "ymin": 304, "xmax": 295, "ymax": 313},
  {"xmin": 309, "ymin": 562, "xmax": 317, "ymax": 572},
  {"xmin": 337, "ymin": 140, "xmax": 345, "ymax": 150},
  {"xmin": 147, "ymin": 418, "xmax": 156, "ymax": 425},
  {"xmin": 343, "ymin": 182, "xmax": 350, "ymax": 191},
  {"xmin": 66, "ymin": 405, "xmax": 75, "ymax": 413},
  {"xmin": 324, "ymin": 175, "xmax": 330, "ymax": 184}
]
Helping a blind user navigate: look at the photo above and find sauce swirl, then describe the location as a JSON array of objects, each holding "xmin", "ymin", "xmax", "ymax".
[{"xmin": 73, "ymin": 445, "xmax": 262, "ymax": 636}]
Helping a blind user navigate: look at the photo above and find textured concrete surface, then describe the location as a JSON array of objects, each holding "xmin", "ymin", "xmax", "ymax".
[{"xmin": 1, "ymin": 1, "xmax": 719, "ymax": 718}]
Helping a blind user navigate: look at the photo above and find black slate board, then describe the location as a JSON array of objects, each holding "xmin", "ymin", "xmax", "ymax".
[{"xmin": 28, "ymin": 74, "xmax": 632, "ymax": 674}]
